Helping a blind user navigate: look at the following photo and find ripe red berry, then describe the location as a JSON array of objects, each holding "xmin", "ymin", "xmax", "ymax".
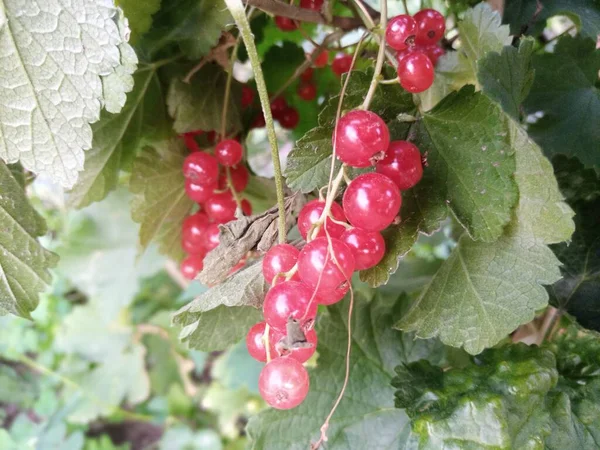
[
  {"xmin": 204, "ymin": 223, "xmax": 220, "ymax": 251},
  {"xmin": 300, "ymin": 0, "xmax": 324, "ymax": 10},
  {"xmin": 182, "ymin": 212, "xmax": 210, "ymax": 245},
  {"xmin": 376, "ymin": 140, "xmax": 423, "ymax": 190},
  {"xmin": 312, "ymin": 50, "xmax": 329, "ymax": 68},
  {"xmin": 275, "ymin": 16, "xmax": 298, "ymax": 31},
  {"xmin": 259, "ymin": 357, "xmax": 309, "ymax": 410},
  {"xmin": 334, "ymin": 110, "xmax": 390, "ymax": 168},
  {"xmin": 397, "ymin": 51, "xmax": 435, "ymax": 93},
  {"xmin": 185, "ymin": 179, "xmax": 216, "ymax": 203},
  {"xmin": 252, "ymin": 113, "xmax": 266, "ymax": 128},
  {"xmin": 206, "ymin": 131, "xmax": 217, "ymax": 144},
  {"xmin": 180, "ymin": 255, "xmax": 204, "ymax": 280},
  {"xmin": 271, "ymin": 327, "xmax": 317, "ymax": 363},
  {"xmin": 246, "ymin": 322, "xmax": 277, "ymax": 362},
  {"xmin": 279, "ymin": 107, "xmax": 300, "ymax": 129},
  {"xmin": 181, "ymin": 235, "xmax": 206, "ymax": 255},
  {"xmin": 263, "ymin": 244, "xmax": 301, "ymax": 285},
  {"xmin": 422, "ymin": 44, "xmax": 445, "ymax": 65},
  {"xmin": 385, "ymin": 15, "xmax": 417, "ymax": 51},
  {"xmin": 340, "ymin": 228, "xmax": 385, "ymax": 270},
  {"xmin": 215, "ymin": 139, "xmax": 243, "ymax": 167},
  {"xmin": 183, "ymin": 152, "xmax": 219, "ymax": 185},
  {"xmin": 270, "ymin": 97, "xmax": 288, "ymax": 120},
  {"xmin": 317, "ymin": 283, "xmax": 349, "ymax": 306},
  {"xmin": 241, "ymin": 85, "xmax": 254, "ymax": 108},
  {"xmin": 331, "ymin": 53, "xmax": 353, "ymax": 77},
  {"xmin": 263, "ymin": 281, "xmax": 318, "ymax": 331},
  {"xmin": 343, "ymin": 173, "xmax": 402, "ymax": 231},
  {"xmin": 297, "ymin": 199, "xmax": 347, "ymax": 241},
  {"xmin": 218, "ymin": 165, "xmax": 249, "ymax": 192},
  {"xmin": 300, "ymin": 67, "xmax": 314, "ymax": 82},
  {"xmin": 204, "ymin": 192, "xmax": 237, "ymax": 223},
  {"xmin": 241, "ymin": 199, "xmax": 252, "ymax": 216},
  {"xmin": 297, "ymin": 237, "xmax": 355, "ymax": 293},
  {"xmin": 181, "ymin": 133, "xmax": 201, "ymax": 152},
  {"xmin": 297, "ymin": 82, "xmax": 317, "ymax": 101},
  {"xmin": 413, "ymin": 9, "xmax": 446, "ymax": 45}
]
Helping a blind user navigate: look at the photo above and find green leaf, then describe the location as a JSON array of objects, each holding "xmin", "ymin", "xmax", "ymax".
[
  {"xmin": 549, "ymin": 157, "xmax": 600, "ymax": 332},
  {"xmin": 0, "ymin": 1, "xmax": 137, "ymax": 187},
  {"xmin": 478, "ymin": 37, "xmax": 536, "ymax": 118},
  {"xmin": 68, "ymin": 66, "xmax": 169, "ymax": 209},
  {"xmin": 0, "ymin": 162, "xmax": 58, "ymax": 319},
  {"xmin": 130, "ymin": 139, "xmax": 194, "ymax": 261},
  {"xmin": 523, "ymin": 36, "xmax": 600, "ymax": 168},
  {"xmin": 262, "ymin": 41, "xmax": 305, "ymax": 94},
  {"xmin": 398, "ymin": 119, "xmax": 575, "ymax": 354},
  {"xmin": 117, "ymin": 0, "xmax": 162, "ymax": 43},
  {"xmin": 167, "ymin": 64, "xmax": 242, "ymax": 135},
  {"xmin": 173, "ymin": 262, "xmax": 266, "ymax": 351},
  {"xmin": 247, "ymin": 292, "xmax": 447, "ymax": 449},
  {"xmin": 392, "ymin": 344, "xmax": 558, "ymax": 449},
  {"xmin": 503, "ymin": 0, "xmax": 600, "ymax": 39},
  {"xmin": 141, "ymin": 0, "xmax": 232, "ymax": 60}
]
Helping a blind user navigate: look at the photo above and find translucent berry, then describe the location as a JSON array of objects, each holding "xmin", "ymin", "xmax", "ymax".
[
  {"xmin": 331, "ymin": 54, "xmax": 353, "ymax": 77},
  {"xmin": 297, "ymin": 199, "xmax": 347, "ymax": 241},
  {"xmin": 376, "ymin": 140, "xmax": 423, "ymax": 190},
  {"xmin": 180, "ymin": 255, "xmax": 204, "ymax": 280},
  {"xmin": 182, "ymin": 212, "xmax": 210, "ymax": 245},
  {"xmin": 317, "ymin": 282, "xmax": 349, "ymax": 306},
  {"xmin": 270, "ymin": 97, "xmax": 288, "ymax": 120},
  {"xmin": 181, "ymin": 235, "xmax": 206, "ymax": 256},
  {"xmin": 219, "ymin": 165, "xmax": 249, "ymax": 192},
  {"xmin": 246, "ymin": 322, "xmax": 277, "ymax": 362},
  {"xmin": 183, "ymin": 152, "xmax": 219, "ymax": 185},
  {"xmin": 279, "ymin": 107, "xmax": 300, "ymax": 129},
  {"xmin": 263, "ymin": 244, "xmax": 301, "ymax": 285},
  {"xmin": 241, "ymin": 199, "xmax": 252, "ymax": 216},
  {"xmin": 215, "ymin": 139, "xmax": 243, "ymax": 167},
  {"xmin": 241, "ymin": 85, "xmax": 254, "ymax": 108},
  {"xmin": 300, "ymin": 67, "xmax": 314, "ymax": 82},
  {"xmin": 385, "ymin": 14, "xmax": 417, "ymax": 51},
  {"xmin": 297, "ymin": 82, "xmax": 317, "ymax": 101},
  {"xmin": 185, "ymin": 179, "xmax": 216, "ymax": 203},
  {"xmin": 422, "ymin": 44, "xmax": 445, "ymax": 65},
  {"xmin": 343, "ymin": 173, "xmax": 401, "ymax": 231},
  {"xmin": 340, "ymin": 228, "xmax": 385, "ymax": 270},
  {"xmin": 204, "ymin": 223, "xmax": 220, "ymax": 251},
  {"xmin": 312, "ymin": 50, "xmax": 329, "ymax": 68},
  {"xmin": 271, "ymin": 327, "xmax": 317, "ymax": 363},
  {"xmin": 252, "ymin": 114, "xmax": 266, "ymax": 128},
  {"xmin": 259, "ymin": 357, "xmax": 309, "ymax": 410},
  {"xmin": 275, "ymin": 16, "xmax": 298, "ymax": 31},
  {"xmin": 397, "ymin": 51, "xmax": 434, "ymax": 93},
  {"xmin": 333, "ymin": 110, "xmax": 390, "ymax": 168},
  {"xmin": 414, "ymin": 9, "xmax": 446, "ymax": 45},
  {"xmin": 263, "ymin": 281, "xmax": 318, "ymax": 331},
  {"xmin": 181, "ymin": 133, "xmax": 201, "ymax": 152},
  {"xmin": 204, "ymin": 192, "xmax": 237, "ymax": 223},
  {"xmin": 297, "ymin": 237, "xmax": 355, "ymax": 293}
]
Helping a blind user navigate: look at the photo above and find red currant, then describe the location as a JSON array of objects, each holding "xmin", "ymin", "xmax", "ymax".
[
  {"xmin": 340, "ymin": 228, "xmax": 385, "ymax": 270},
  {"xmin": 397, "ymin": 51, "xmax": 434, "ymax": 93},
  {"xmin": 204, "ymin": 192, "xmax": 237, "ymax": 223},
  {"xmin": 246, "ymin": 321, "xmax": 277, "ymax": 362},
  {"xmin": 414, "ymin": 9, "xmax": 446, "ymax": 45},
  {"xmin": 182, "ymin": 212, "xmax": 210, "ymax": 245},
  {"xmin": 297, "ymin": 200, "xmax": 347, "ymax": 241},
  {"xmin": 297, "ymin": 82, "xmax": 317, "ymax": 101},
  {"xmin": 241, "ymin": 85, "xmax": 254, "ymax": 108},
  {"xmin": 271, "ymin": 328, "xmax": 317, "ymax": 363},
  {"xmin": 218, "ymin": 165, "xmax": 249, "ymax": 192},
  {"xmin": 215, "ymin": 139, "xmax": 243, "ymax": 167},
  {"xmin": 181, "ymin": 133, "xmax": 201, "ymax": 152},
  {"xmin": 331, "ymin": 53, "xmax": 353, "ymax": 77},
  {"xmin": 334, "ymin": 110, "xmax": 390, "ymax": 168},
  {"xmin": 181, "ymin": 235, "xmax": 206, "ymax": 255},
  {"xmin": 241, "ymin": 199, "xmax": 252, "ymax": 216},
  {"xmin": 385, "ymin": 15, "xmax": 417, "ymax": 51},
  {"xmin": 300, "ymin": 0, "xmax": 323, "ymax": 10},
  {"xmin": 263, "ymin": 244, "xmax": 300, "ymax": 285},
  {"xmin": 263, "ymin": 281, "xmax": 318, "ymax": 331},
  {"xmin": 183, "ymin": 152, "xmax": 219, "ymax": 185},
  {"xmin": 300, "ymin": 67, "xmax": 314, "ymax": 82},
  {"xmin": 204, "ymin": 223, "xmax": 220, "ymax": 251},
  {"xmin": 376, "ymin": 140, "xmax": 423, "ymax": 190},
  {"xmin": 275, "ymin": 16, "xmax": 298, "ymax": 31},
  {"xmin": 206, "ymin": 131, "xmax": 217, "ymax": 144},
  {"xmin": 422, "ymin": 44, "xmax": 445, "ymax": 65},
  {"xmin": 297, "ymin": 237, "xmax": 355, "ymax": 293},
  {"xmin": 180, "ymin": 255, "xmax": 204, "ymax": 280},
  {"xmin": 279, "ymin": 107, "xmax": 300, "ymax": 129},
  {"xmin": 252, "ymin": 113, "xmax": 266, "ymax": 128},
  {"xmin": 185, "ymin": 179, "xmax": 216, "ymax": 203},
  {"xmin": 259, "ymin": 357, "xmax": 309, "ymax": 410},
  {"xmin": 343, "ymin": 173, "xmax": 402, "ymax": 231},
  {"xmin": 270, "ymin": 97, "xmax": 288, "ymax": 120},
  {"xmin": 312, "ymin": 50, "xmax": 329, "ymax": 68}
]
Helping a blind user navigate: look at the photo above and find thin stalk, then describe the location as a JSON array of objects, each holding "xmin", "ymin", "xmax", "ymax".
[
  {"xmin": 349, "ymin": 0, "xmax": 397, "ymax": 67},
  {"xmin": 220, "ymin": 38, "xmax": 242, "ymax": 139},
  {"xmin": 361, "ymin": 0, "xmax": 387, "ymax": 110},
  {"xmin": 226, "ymin": 0, "xmax": 287, "ymax": 243}
]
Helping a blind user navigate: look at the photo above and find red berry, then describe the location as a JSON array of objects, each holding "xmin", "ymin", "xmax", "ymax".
[
  {"xmin": 297, "ymin": 82, "xmax": 317, "ymax": 101},
  {"xmin": 252, "ymin": 113, "xmax": 266, "ymax": 128},
  {"xmin": 241, "ymin": 85, "xmax": 254, "ymax": 108},
  {"xmin": 259, "ymin": 357, "xmax": 309, "ymax": 410},
  {"xmin": 331, "ymin": 53, "xmax": 353, "ymax": 77},
  {"xmin": 312, "ymin": 50, "xmax": 329, "ymax": 68},
  {"xmin": 340, "ymin": 228, "xmax": 385, "ymax": 270},
  {"xmin": 263, "ymin": 244, "xmax": 300, "ymax": 285},
  {"xmin": 181, "ymin": 133, "xmax": 201, "ymax": 152},
  {"xmin": 297, "ymin": 199, "xmax": 347, "ymax": 241},
  {"xmin": 343, "ymin": 173, "xmax": 402, "ymax": 231},
  {"xmin": 204, "ymin": 223, "xmax": 220, "ymax": 251},
  {"xmin": 181, "ymin": 235, "xmax": 206, "ymax": 255},
  {"xmin": 422, "ymin": 44, "xmax": 445, "ymax": 65},
  {"xmin": 218, "ymin": 165, "xmax": 249, "ymax": 192},
  {"xmin": 183, "ymin": 152, "xmax": 219, "ymax": 185},
  {"xmin": 241, "ymin": 199, "xmax": 252, "ymax": 216},
  {"xmin": 398, "ymin": 51, "xmax": 435, "ymax": 93},
  {"xmin": 300, "ymin": 67, "xmax": 314, "ymax": 82},
  {"xmin": 275, "ymin": 16, "xmax": 298, "ymax": 31},
  {"xmin": 180, "ymin": 255, "xmax": 204, "ymax": 280},
  {"xmin": 385, "ymin": 15, "xmax": 417, "ymax": 51},
  {"xmin": 215, "ymin": 139, "xmax": 243, "ymax": 167},
  {"xmin": 317, "ymin": 283, "xmax": 349, "ymax": 305},
  {"xmin": 182, "ymin": 212, "xmax": 210, "ymax": 245},
  {"xmin": 204, "ymin": 191, "xmax": 237, "ymax": 223},
  {"xmin": 300, "ymin": 0, "xmax": 324, "ymax": 10},
  {"xmin": 297, "ymin": 237, "xmax": 355, "ymax": 293},
  {"xmin": 279, "ymin": 107, "xmax": 300, "ymax": 129},
  {"xmin": 271, "ymin": 327, "xmax": 317, "ymax": 363},
  {"xmin": 246, "ymin": 322, "xmax": 277, "ymax": 362},
  {"xmin": 206, "ymin": 131, "xmax": 217, "ymax": 144},
  {"xmin": 333, "ymin": 110, "xmax": 390, "ymax": 168},
  {"xmin": 270, "ymin": 97, "xmax": 288, "ymax": 120},
  {"xmin": 263, "ymin": 281, "xmax": 318, "ymax": 331},
  {"xmin": 185, "ymin": 179, "xmax": 216, "ymax": 203},
  {"xmin": 376, "ymin": 140, "xmax": 423, "ymax": 190},
  {"xmin": 413, "ymin": 9, "xmax": 445, "ymax": 45}
]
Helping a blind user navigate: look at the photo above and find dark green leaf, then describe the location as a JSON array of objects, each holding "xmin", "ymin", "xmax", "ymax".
[
  {"xmin": 117, "ymin": 0, "xmax": 162, "ymax": 43},
  {"xmin": 262, "ymin": 41, "xmax": 305, "ymax": 94},
  {"xmin": 524, "ymin": 36, "xmax": 600, "ymax": 168}
]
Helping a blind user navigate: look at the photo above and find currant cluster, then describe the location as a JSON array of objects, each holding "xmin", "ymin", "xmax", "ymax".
[
  {"xmin": 179, "ymin": 131, "xmax": 251, "ymax": 280},
  {"xmin": 386, "ymin": 9, "xmax": 446, "ymax": 93},
  {"xmin": 297, "ymin": 51, "xmax": 353, "ymax": 101},
  {"xmin": 247, "ymin": 108, "xmax": 423, "ymax": 410},
  {"xmin": 275, "ymin": 0, "xmax": 324, "ymax": 31}
]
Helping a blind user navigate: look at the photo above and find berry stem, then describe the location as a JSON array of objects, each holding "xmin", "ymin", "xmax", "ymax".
[
  {"xmin": 348, "ymin": 0, "xmax": 396, "ymax": 67},
  {"xmin": 225, "ymin": 166, "xmax": 243, "ymax": 209},
  {"xmin": 226, "ymin": 0, "xmax": 287, "ymax": 244},
  {"xmin": 379, "ymin": 76, "xmax": 400, "ymax": 84},
  {"xmin": 361, "ymin": 0, "xmax": 388, "ymax": 110},
  {"xmin": 220, "ymin": 37, "xmax": 242, "ymax": 140}
]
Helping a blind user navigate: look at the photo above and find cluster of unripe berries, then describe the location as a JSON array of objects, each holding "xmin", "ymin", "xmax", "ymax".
[
  {"xmin": 179, "ymin": 131, "xmax": 251, "ymax": 280},
  {"xmin": 248, "ymin": 108, "xmax": 424, "ymax": 410},
  {"xmin": 386, "ymin": 9, "xmax": 446, "ymax": 93}
]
